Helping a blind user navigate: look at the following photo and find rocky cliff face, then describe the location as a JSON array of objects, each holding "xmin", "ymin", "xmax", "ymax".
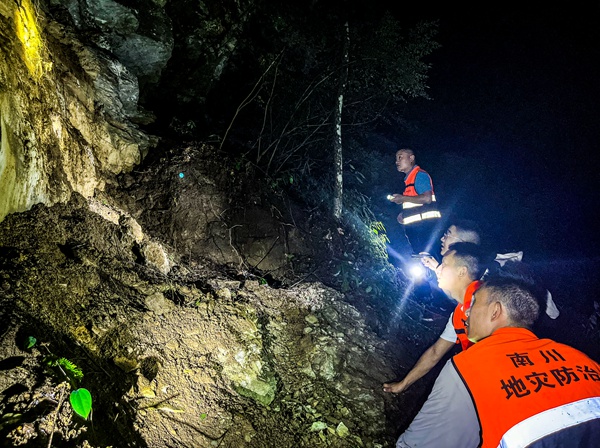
[
  {"xmin": 0, "ymin": 2, "xmax": 448, "ymax": 446},
  {"xmin": 0, "ymin": 0, "xmax": 258, "ymax": 223},
  {"xmin": 0, "ymin": 0, "xmax": 160, "ymax": 221}
]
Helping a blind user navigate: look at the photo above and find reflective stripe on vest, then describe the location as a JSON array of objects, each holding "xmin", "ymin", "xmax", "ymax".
[
  {"xmin": 499, "ymin": 397, "xmax": 600, "ymax": 448},
  {"xmin": 401, "ymin": 166, "xmax": 441, "ymax": 224},
  {"xmin": 401, "ymin": 210, "xmax": 442, "ymax": 225},
  {"xmin": 452, "ymin": 328, "xmax": 600, "ymax": 448},
  {"xmin": 403, "ymin": 194, "xmax": 437, "ymax": 209}
]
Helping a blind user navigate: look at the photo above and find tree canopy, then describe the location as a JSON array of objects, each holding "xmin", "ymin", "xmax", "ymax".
[{"xmin": 212, "ymin": 1, "xmax": 440, "ymax": 176}]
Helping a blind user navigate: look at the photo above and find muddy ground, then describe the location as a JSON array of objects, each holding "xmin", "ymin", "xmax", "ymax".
[{"xmin": 1, "ymin": 144, "xmax": 598, "ymax": 448}]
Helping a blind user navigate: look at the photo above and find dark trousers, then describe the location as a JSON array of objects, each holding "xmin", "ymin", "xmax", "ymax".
[{"xmin": 404, "ymin": 219, "xmax": 443, "ymax": 254}]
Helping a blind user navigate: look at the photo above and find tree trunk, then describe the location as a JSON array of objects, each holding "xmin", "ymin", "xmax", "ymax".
[{"xmin": 332, "ymin": 20, "xmax": 350, "ymax": 221}]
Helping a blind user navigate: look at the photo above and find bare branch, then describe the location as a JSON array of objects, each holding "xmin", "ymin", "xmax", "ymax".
[{"xmin": 220, "ymin": 51, "xmax": 284, "ymax": 151}]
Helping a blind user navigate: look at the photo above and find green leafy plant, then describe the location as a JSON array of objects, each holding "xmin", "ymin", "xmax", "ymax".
[
  {"xmin": 45, "ymin": 356, "xmax": 84, "ymax": 384},
  {"xmin": 69, "ymin": 388, "xmax": 92, "ymax": 420},
  {"xmin": 37, "ymin": 340, "xmax": 93, "ymax": 421},
  {"xmin": 370, "ymin": 221, "xmax": 390, "ymax": 244}
]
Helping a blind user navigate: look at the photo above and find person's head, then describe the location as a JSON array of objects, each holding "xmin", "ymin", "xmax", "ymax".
[
  {"xmin": 436, "ymin": 242, "xmax": 489, "ymax": 301},
  {"xmin": 440, "ymin": 219, "xmax": 482, "ymax": 255},
  {"xmin": 395, "ymin": 148, "xmax": 415, "ymax": 173},
  {"xmin": 466, "ymin": 265, "xmax": 542, "ymax": 342}
]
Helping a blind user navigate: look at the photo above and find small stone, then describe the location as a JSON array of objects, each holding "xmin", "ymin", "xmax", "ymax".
[
  {"xmin": 304, "ymin": 314, "xmax": 319, "ymax": 325},
  {"xmin": 139, "ymin": 386, "xmax": 155, "ymax": 398},
  {"xmin": 336, "ymin": 421, "xmax": 349, "ymax": 438},
  {"xmin": 215, "ymin": 288, "xmax": 231, "ymax": 300},
  {"xmin": 166, "ymin": 340, "xmax": 179, "ymax": 350},
  {"xmin": 145, "ymin": 292, "xmax": 175, "ymax": 315}
]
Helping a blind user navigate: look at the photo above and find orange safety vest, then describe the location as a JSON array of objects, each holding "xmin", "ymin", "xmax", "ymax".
[
  {"xmin": 452, "ymin": 280, "xmax": 482, "ymax": 351},
  {"xmin": 403, "ymin": 165, "xmax": 435, "ymax": 197},
  {"xmin": 401, "ymin": 166, "xmax": 441, "ymax": 225},
  {"xmin": 452, "ymin": 327, "xmax": 600, "ymax": 448}
]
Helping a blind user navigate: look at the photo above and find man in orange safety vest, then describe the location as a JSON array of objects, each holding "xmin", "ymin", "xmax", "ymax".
[
  {"xmin": 383, "ymin": 242, "xmax": 488, "ymax": 394},
  {"xmin": 396, "ymin": 267, "xmax": 600, "ymax": 448},
  {"xmin": 389, "ymin": 148, "xmax": 441, "ymax": 254}
]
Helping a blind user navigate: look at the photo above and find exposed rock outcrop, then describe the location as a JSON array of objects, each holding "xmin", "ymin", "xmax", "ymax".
[
  {"xmin": 0, "ymin": 0, "xmax": 162, "ymax": 222},
  {"xmin": 0, "ymin": 194, "xmax": 409, "ymax": 447}
]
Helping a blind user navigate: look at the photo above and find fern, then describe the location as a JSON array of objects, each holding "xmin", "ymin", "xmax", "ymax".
[
  {"xmin": 45, "ymin": 356, "xmax": 84, "ymax": 383},
  {"xmin": 58, "ymin": 358, "xmax": 84, "ymax": 381}
]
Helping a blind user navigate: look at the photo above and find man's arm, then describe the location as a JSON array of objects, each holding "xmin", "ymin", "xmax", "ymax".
[
  {"xmin": 390, "ymin": 190, "xmax": 433, "ymax": 205},
  {"xmin": 392, "ymin": 170, "xmax": 434, "ymax": 205},
  {"xmin": 383, "ymin": 337, "xmax": 455, "ymax": 394},
  {"xmin": 396, "ymin": 360, "xmax": 480, "ymax": 448}
]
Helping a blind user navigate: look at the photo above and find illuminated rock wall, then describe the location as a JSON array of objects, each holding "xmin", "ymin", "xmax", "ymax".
[{"xmin": 0, "ymin": 0, "xmax": 154, "ymax": 221}]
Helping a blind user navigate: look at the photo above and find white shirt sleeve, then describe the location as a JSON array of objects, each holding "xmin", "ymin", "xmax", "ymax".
[
  {"xmin": 494, "ymin": 251, "xmax": 523, "ymax": 266},
  {"xmin": 439, "ymin": 313, "xmax": 457, "ymax": 343},
  {"xmin": 545, "ymin": 290, "xmax": 560, "ymax": 319},
  {"xmin": 396, "ymin": 360, "xmax": 480, "ymax": 448}
]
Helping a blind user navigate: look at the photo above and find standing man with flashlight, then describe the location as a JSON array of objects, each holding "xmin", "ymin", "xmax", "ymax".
[{"xmin": 389, "ymin": 148, "xmax": 442, "ymax": 255}]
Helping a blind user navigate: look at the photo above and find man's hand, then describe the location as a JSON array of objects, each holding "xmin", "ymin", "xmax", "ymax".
[
  {"xmin": 421, "ymin": 255, "xmax": 439, "ymax": 270},
  {"xmin": 397, "ymin": 212, "xmax": 404, "ymax": 224},
  {"xmin": 389, "ymin": 194, "xmax": 407, "ymax": 204},
  {"xmin": 383, "ymin": 339, "xmax": 455, "ymax": 396},
  {"xmin": 383, "ymin": 380, "xmax": 407, "ymax": 394}
]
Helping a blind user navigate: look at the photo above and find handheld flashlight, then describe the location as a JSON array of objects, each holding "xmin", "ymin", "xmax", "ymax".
[
  {"xmin": 386, "ymin": 194, "xmax": 394, "ymax": 201},
  {"xmin": 411, "ymin": 252, "xmax": 431, "ymax": 259},
  {"xmin": 408, "ymin": 263, "xmax": 426, "ymax": 280}
]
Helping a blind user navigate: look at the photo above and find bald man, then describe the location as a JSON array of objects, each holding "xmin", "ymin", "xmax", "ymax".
[{"xmin": 389, "ymin": 148, "xmax": 441, "ymax": 254}]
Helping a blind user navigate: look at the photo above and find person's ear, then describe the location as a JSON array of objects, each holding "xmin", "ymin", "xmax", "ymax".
[
  {"xmin": 458, "ymin": 266, "xmax": 467, "ymax": 278},
  {"xmin": 490, "ymin": 302, "xmax": 502, "ymax": 321}
]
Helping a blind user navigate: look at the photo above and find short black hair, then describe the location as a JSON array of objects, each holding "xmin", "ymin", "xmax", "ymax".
[
  {"xmin": 480, "ymin": 261, "xmax": 544, "ymax": 328},
  {"xmin": 397, "ymin": 148, "xmax": 415, "ymax": 157},
  {"xmin": 446, "ymin": 242, "xmax": 493, "ymax": 280}
]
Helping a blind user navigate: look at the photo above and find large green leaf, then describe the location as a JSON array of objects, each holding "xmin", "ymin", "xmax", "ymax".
[{"xmin": 70, "ymin": 388, "xmax": 92, "ymax": 420}]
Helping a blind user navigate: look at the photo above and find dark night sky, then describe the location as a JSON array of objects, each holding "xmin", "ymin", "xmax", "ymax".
[
  {"xmin": 386, "ymin": 4, "xmax": 600, "ymax": 261},
  {"xmin": 375, "ymin": 4, "xmax": 600, "ymax": 310}
]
